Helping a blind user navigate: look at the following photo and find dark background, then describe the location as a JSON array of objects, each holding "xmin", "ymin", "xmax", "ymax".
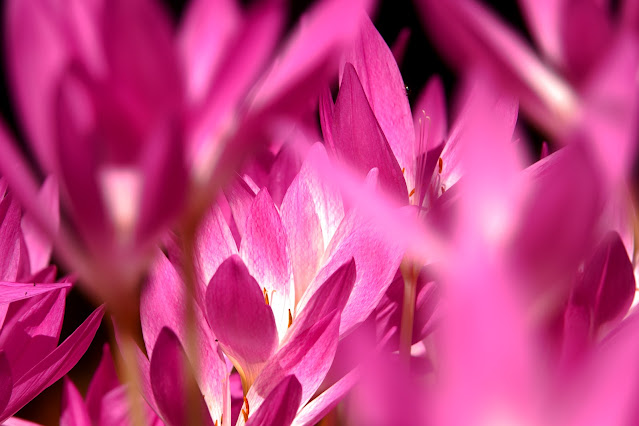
[{"xmin": 2, "ymin": 0, "xmax": 534, "ymax": 423}]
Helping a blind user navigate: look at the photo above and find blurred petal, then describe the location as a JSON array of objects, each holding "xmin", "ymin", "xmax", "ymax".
[
  {"xmin": 178, "ymin": 0, "xmax": 240, "ymax": 103},
  {"xmin": 85, "ymin": 344, "xmax": 120, "ymax": 424},
  {"xmin": 248, "ymin": 0, "xmax": 375, "ymax": 115},
  {"xmin": 571, "ymin": 232, "xmax": 635, "ymax": 331},
  {"xmin": 60, "ymin": 377, "xmax": 91, "ymax": 426}
]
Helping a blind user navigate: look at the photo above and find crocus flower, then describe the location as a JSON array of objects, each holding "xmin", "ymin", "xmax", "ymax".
[
  {"xmin": 0, "ymin": 180, "xmax": 104, "ymax": 423},
  {"xmin": 0, "ymin": 0, "xmax": 374, "ymax": 310}
]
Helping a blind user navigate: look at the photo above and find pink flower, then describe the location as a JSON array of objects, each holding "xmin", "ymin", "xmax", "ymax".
[
  {"xmin": 415, "ymin": 0, "xmax": 639, "ymax": 188},
  {"xmin": 129, "ymin": 144, "xmax": 405, "ymax": 425},
  {"xmin": 0, "ymin": 181, "xmax": 104, "ymax": 423},
  {"xmin": 59, "ymin": 344, "xmax": 161, "ymax": 426},
  {"xmin": 0, "ymin": 0, "xmax": 373, "ymax": 307}
]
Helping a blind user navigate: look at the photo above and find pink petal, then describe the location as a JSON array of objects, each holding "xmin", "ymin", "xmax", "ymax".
[
  {"xmin": 239, "ymin": 189, "xmax": 294, "ymax": 339},
  {"xmin": 188, "ymin": 0, "xmax": 283, "ymax": 162},
  {"xmin": 20, "ymin": 176, "xmax": 59, "ymax": 274},
  {"xmin": 247, "ymin": 0, "xmax": 375, "ymax": 115},
  {"xmin": 195, "ymin": 203, "xmax": 238, "ymax": 289},
  {"xmin": 332, "ymin": 63, "xmax": 408, "ymax": 202},
  {"xmin": 286, "ymin": 143, "xmax": 344, "ymax": 251},
  {"xmin": 223, "ymin": 177, "xmax": 257, "ymax": 242},
  {"xmin": 178, "ymin": 0, "xmax": 240, "ymax": 103},
  {"xmin": 244, "ymin": 311, "xmax": 341, "ymax": 424},
  {"xmin": 559, "ymin": 0, "xmax": 613, "ymax": 81},
  {"xmin": 561, "ymin": 311, "xmax": 639, "ymax": 425},
  {"xmin": 60, "ymin": 377, "xmax": 91, "ymax": 426},
  {"xmin": 518, "ymin": 0, "xmax": 563, "ymax": 64},
  {"xmin": 54, "ymin": 66, "xmax": 112, "ymax": 249},
  {"xmin": 0, "ymin": 282, "xmax": 70, "ymax": 304},
  {"xmin": 571, "ymin": 231, "xmax": 635, "ymax": 331},
  {"xmin": 98, "ymin": 385, "xmax": 164, "ymax": 426},
  {"xmin": 5, "ymin": 0, "xmax": 68, "ymax": 171},
  {"xmin": 416, "ymin": 0, "xmax": 578, "ymax": 137},
  {"xmin": 0, "ymin": 195, "xmax": 29, "ymax": 282},
  {"xmin": 319, "ymin": 87, "xmax": 336, "ymax": 152},
  {"xmin": 511, "ymin": 144, "xmax": 603, "ymax": 288},
  {"xmin": 413, "ymin": 76, "xmax": 447, "ymax": 154},
  {"xmin": 391, "ymin": 28, "xmax": 411, "ymax": 65},
  {"xmin": 85, "ymin": 344, "xmax": 120, "ymax": 424},
  {"xmin": 150, "ymin": 327, "xmax": 214, "ymax": 426},
  {"xmin": 2, "ymin": 418, "xmax": 41, "ymax": 426},
  {"xmin": 280, "ymin": 175, "xmax": 326, "ymax": 302},
  {"xmin": 0, "ymin": 351, "xmax": 12, "ymax": 415},
  {"xmin": 100, "ymin": 0, "xmax": 182, "ymax": 128},
  {"xmin": 206, "ymin": 255, "xmax": 278, "ymax": 387},
  {"xmin": 0, "ymin": 289, "xmax": 68, "ymax": 381},
  {"xmin": 1, "ymin": 305, "xmax": 104, "ymax": 422},
  {"xmin": 266, "ymin": 144, "xmax": 304, "ymax": 207},
  {"xmin": 140, "ymin": 251, "xmax": 226, "ymax": 420},
  {"xmin": 135, "ymin": 121, "xmax": 187, "ymax": 246},
  {"xmin": 286, "ymin": 258, "xmax": 356, "ymax": 343},
  {"xmin": 298, "ymin": 209, "xmax": 404, "ymax": 336},
  {"xmin": 292, "ymin": 368, "xmax": 360, "ymax": 426},
  {"xmin": 344, "ymin": 14, "xmax": 414, "ymax": 184},
  {"xmin": 245, "ymin": 376, "xmax": 302, "ymax": 426},
  {"xmin": 0, "ymin": 125, "xmax": 75, "ymax": 274},
  {"xmin": 579, "ymin": 34, "xmax": 639, "ymax": 187}
]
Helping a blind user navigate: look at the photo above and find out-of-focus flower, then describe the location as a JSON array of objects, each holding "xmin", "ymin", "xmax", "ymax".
[
  {"xmin": 415, "ymin": 0, "xmax": 639, "ymax": 189},
  {"xmin": 0, "ymin": 0, "xmax": 374, "ymax": 310},
  {"xmin": 0, "ymin": 180, "xmax": 104, "ymax": 424}
]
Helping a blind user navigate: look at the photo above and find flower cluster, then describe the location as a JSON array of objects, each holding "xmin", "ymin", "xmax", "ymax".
[{"xmin": 1, "ymin": 0, "xmax": 638, "ymax": 425}]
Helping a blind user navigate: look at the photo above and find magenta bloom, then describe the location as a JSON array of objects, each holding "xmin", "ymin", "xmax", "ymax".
[
  {"xmin": 128, "ymin": 143, "xmax": 404, "ymax": 425},
  {"xmin": 415, "ymin": 0, "xmax": 639, "ymax": 188},
  {"xmin": 0, "ymin": 181, "xmax": 104, "ymax": 423},
  {"xmin": 59, "ymin": 344, "xmax": 161, "ymax": 426},
  {"xmin": 0, "ymin": 0, "xmax": 373, "ymax": 306}
]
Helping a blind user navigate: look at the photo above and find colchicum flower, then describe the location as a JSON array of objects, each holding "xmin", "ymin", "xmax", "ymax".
[
  {"xmin": 0, "ymin": 0, "xmax": 373, "ymax": 311},
  {"xmin": 129, "ymin": 143, "xmax": 404, "ymax": 425},
  {"xmin": 0, "ymin": 180, "xmax": 104, "ymax": 424}
]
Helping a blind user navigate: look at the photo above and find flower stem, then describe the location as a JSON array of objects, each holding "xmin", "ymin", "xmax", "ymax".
[
  {"xmin": 113, "ymin": 303, "xmax": 145, "ymax": 426},
  {"xmin": 181, "ymin": 217, "xmax": 203, "ymax": 425},
  {"xmin": 399, "ymin": 260, "xmax": 418, "ymax": 366}
]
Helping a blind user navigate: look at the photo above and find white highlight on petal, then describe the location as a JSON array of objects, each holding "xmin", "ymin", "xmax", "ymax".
[{"xmin": 98, "ymin": 166, "xmax": 142, "ymax": 242}]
